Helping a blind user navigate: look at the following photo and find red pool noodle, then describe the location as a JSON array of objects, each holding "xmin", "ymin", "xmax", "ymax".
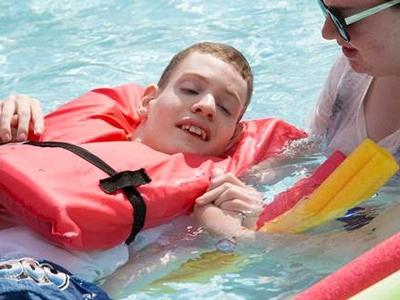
[
  {"xmin": 256, "ymin": 150, "xmax": 346, "ymax": 229},
  {"xmin": 295, "ymin": 232, "xmax": 400, "ymax": 300}
]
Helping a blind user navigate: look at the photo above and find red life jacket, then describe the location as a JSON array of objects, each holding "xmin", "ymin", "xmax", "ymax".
[{"xmin": 1, "ymin": 83, "xmax": 306, "ymax": 250}]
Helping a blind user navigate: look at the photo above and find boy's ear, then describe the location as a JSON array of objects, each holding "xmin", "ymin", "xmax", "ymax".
[
  {"xmin": 225, "ymin": 122, "xmax": 244, "ymax": 151},
  {"xmin": 138, "ymin": 84, "xmax": 159, "ymax": 117}
]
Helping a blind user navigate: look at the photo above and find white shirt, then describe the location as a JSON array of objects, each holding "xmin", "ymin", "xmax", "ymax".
[{"xmin": 310, "ymin": 54, "xmax": 400, "ymax": 160}]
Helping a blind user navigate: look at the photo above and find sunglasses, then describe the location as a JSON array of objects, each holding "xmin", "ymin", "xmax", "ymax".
[{"xmin": 318, "ymin": 0, "xmax": 400, "ymax": 42}]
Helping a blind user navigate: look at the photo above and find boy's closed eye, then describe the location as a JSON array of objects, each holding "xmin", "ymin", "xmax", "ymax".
[
  {"xmin": 180, "ymin": 88, "xmax": 199, "ymax": 95},
  {"xmin": 217, "ymin": 103, "xmax": 231, "ymax": 116}
]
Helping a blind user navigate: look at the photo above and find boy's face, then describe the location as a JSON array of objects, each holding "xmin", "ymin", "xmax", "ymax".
[{"xmin": 136, "ymin": 52, "xmax": 248, "ymax": 156}]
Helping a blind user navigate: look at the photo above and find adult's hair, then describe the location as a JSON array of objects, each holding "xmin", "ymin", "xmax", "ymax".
[{"xmin": 158, "ymin": 42, "xmax": 253, "ymax": 115}]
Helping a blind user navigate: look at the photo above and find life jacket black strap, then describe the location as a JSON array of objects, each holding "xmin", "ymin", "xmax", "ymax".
[
  {"xmin": 25, "ymin": 141, "xmax": 151, "ymax": 245},
  {"xmin": 99, "ymin": 170, "xmax": 150, "ymax": 194}
]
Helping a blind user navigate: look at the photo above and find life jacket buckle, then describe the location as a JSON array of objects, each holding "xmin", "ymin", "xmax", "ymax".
[{"xmin": 99, "ymin": 168, "xmax": 151, "ymax": 194}]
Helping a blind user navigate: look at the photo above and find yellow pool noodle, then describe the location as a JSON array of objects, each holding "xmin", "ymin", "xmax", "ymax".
[{"xmin": 260, "ymin": 139, "xmax": 399, "ymax": 233}]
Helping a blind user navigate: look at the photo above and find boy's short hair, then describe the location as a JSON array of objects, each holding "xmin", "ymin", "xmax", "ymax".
[{"xmin": 158, "ymin": 42, "xmax": 253, "ymax": 115}]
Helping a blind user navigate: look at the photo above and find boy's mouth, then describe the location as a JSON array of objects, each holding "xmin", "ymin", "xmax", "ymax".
[{"xmin": 177, "ymin": 124, "xmax": 209, "ymax": 141}]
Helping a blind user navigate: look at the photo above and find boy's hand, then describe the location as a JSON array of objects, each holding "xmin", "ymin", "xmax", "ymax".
[
  {"xmin": 0, "ymin": 94, "xmax": 44, "ymax": 143},
  {"xmin": 196, "ymin": 168, "xmax": 263, "ymax": 218}
]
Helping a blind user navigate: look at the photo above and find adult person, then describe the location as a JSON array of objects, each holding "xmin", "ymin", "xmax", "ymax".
[{"xmin": 310, "ymin": 0, "xmax": 400, "ymax": 161}]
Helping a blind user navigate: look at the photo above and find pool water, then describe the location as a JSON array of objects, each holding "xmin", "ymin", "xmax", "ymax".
[
  {"xmin": 0, "ymin": 0, "xmax": 337, "ymax": 125},
  {"xmin": 1, "ymin": 1, "xmax": 398, "ymax": 299}
]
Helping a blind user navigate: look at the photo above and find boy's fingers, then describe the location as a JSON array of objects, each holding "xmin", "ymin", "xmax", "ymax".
[
  {"xmin": 10, "ymin": 115, "xmax": 19, "ymax": 131},
  {"xmin": 30, "ymin": 100, "xmax": 44, "ymax": 134},
  {"xmin": 207, "ymin": 168, "xmax": 226, "ymax": 191},
  {"xmin": 213, "ymin": 186, "xmax": 248, "ymax": 207},
  {"xmin": 219, "ymin": 199, "xmax": 252, "ymax": 214},
  {"xmin": 0, "ymin": 98, "xmax": 16, "ymax": 142},
  {"xmin": 220, "ymin": 200, "xmax": 263, "ymax": 217},
  {"xmin": 196, "ymin": 183, "xmax": 228, "ymax": 205},
  {"xmin": 16, "ymin": 96, "xmax": 32, "ymax": 141},
  {"xmin": 211, "ymin": 168, "xmax": 224, "ymax": 179},
  {"xmin": 196, "ymin": 192, "xmax": 217, "ymax": 206},
  {"xmin": 199, "ymin": 177, "xmax": 258, "ymax": 206},
  {"xmin": 198, "ymin": 183, "xmax": 247, "ymax": 207},
  {"xmin": 207, "ymin": 172, "xmax": 246, "ymax": 191},
  {"xmin": 197, "ymin": 168, "xmax": 226, "ymax": 204}
]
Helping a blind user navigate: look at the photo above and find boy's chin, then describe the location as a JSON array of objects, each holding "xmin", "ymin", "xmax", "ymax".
[{"xmin": 172, "ymin": 145, "xmax": 218, "ymax": 157}]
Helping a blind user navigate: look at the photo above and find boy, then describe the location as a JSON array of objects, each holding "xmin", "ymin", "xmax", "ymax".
[{"xmin": 0, "ymin": 42, "xmax": 264, "ymax": 299}]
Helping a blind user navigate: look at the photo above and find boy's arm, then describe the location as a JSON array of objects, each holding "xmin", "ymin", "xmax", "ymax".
[
  {"xmin": 196, "ymin": 169, "xmax": 263, "ymax": 217},
  {"xmin": 193, "ymin": 203, "xmax": 243, "ymax": 237},
  {"xmin": 193, "ymin": 203, "xmax": 261, "ymax": 248},
  {"xmin": 0, "ymin": 84, "xmax": 143, "ymax": 144},
  {"xmin": 195, "ymin": 168, "xmax": 263, "ymax": 234}
]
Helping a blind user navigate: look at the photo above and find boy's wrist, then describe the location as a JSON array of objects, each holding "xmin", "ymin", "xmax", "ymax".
[{"xmin": 242, "ymin": 215, "xmax": 258, "ymax": 230}]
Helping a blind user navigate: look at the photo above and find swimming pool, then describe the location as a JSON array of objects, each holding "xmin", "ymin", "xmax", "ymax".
[{"xmin": 1, "ymin": 1, "xmax": 398, "ymax": 299}]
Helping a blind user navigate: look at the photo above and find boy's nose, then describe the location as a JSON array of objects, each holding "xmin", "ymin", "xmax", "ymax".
[{"xmin": 191, "ymin": 94, "xmax": 216, "ymax": 120}]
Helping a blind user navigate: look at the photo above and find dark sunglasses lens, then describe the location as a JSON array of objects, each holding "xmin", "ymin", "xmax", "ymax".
[
  {"xmin": 331, "ymin": 15, "xmax": 350, "ymax": 41},
  {"xmin": 317, "ymin": 0, "xmax": 329, "ymax": 16},
  {"xmin": 317, "ymin": 0, "xmax": 350, "ymax": 41}
]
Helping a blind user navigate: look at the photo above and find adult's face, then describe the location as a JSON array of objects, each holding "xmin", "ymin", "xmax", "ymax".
[{"xmin": 321, "ymin": 0, "xmax": 400, "ymax": 76}]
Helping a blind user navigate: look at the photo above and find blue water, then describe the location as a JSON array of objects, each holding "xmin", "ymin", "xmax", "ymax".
[{"xmin": 2, "ymin": 1, "xmax": 394, "ymax": 300}]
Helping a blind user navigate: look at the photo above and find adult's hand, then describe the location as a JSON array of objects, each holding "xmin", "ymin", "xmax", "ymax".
[{"xmin": 0, "ymin": 94, "xmax": 44, "ymax": 143}]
